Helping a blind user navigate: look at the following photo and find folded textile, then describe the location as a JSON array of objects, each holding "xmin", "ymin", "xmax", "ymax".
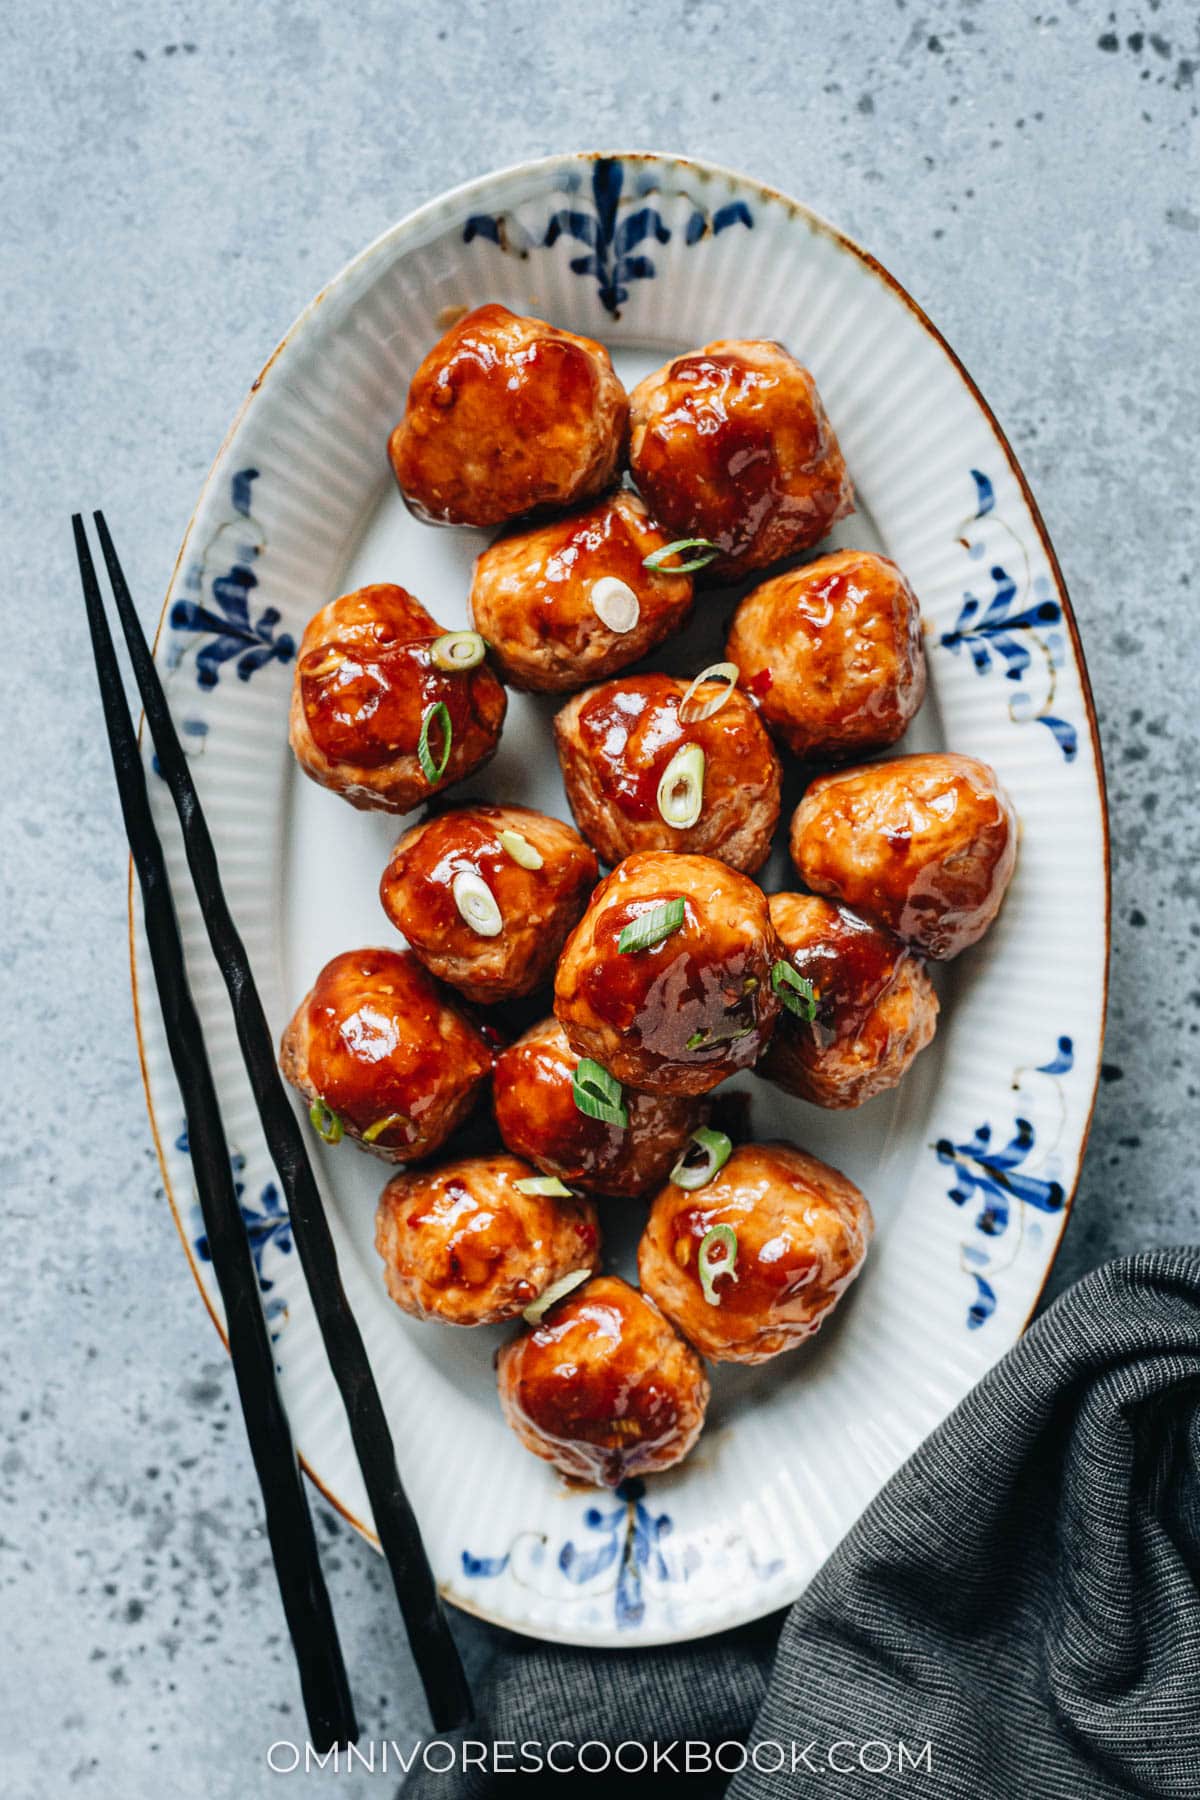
[{"xmin": 403, "ymin": 1249, "xmax": 1200, "ymax": 1797}]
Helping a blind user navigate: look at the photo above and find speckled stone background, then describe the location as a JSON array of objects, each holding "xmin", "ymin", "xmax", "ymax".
[{"xmin": 3, "ymin": 1, "xmax": 1197, "ymax": 1792}]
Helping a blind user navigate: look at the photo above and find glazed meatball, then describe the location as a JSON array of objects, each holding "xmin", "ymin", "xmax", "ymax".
[
  {"xmin": 496, "ymin": 1275, "xmax": 709, "ymax": 1485},
  {"xmin": 389, "ymin": 304, "xmax": 628, "ymax": 528},
  {"xmin": 379, "ymin": 804, "xmax": 598, "ymax": 1004},
  {"xmin": 554, "ymin": 673, "xmax": 782, "ymax": 874},
  {"xmin": 374, "ymin": 1154, "xmax": 600, "ymax": 1327},
  {"xmin": 469, "ymin": 490, "xmax": 694, "ymax": 693},
  {"xmin": 288, "ymin": 583, "xmax": 507, "ymax": 814},
  {"xmin": 726, "ymin": 550, "xmax": 926, "ymax": 760},
  {"xmin": 628, "ymin": 339, "xmax": 852, "ymax": 579},
  {"xmin": 494, "ymin": 1018, "xmax": 708, "ymax": 1198},
  {"xmin": 790, "ymin": 752, "xmax": 1018, "ymax": 960},
  {"xmin": 554, "ymin": 851, "xmax": 782, "ymax": 1097},
  {"xmin": 758, "ymin": 895, "xmax": 938, "ymax": 1108},
  {"xmin": 638, "ymin": 1141, "xmax": 872, "ymax": 1364},
  {"xmin": 280, "ymin": 948, "xmax": 493, "ymax": 1161}
]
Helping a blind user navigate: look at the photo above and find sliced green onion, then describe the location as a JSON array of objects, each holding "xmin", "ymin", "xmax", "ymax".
[
  {"xmin": 657, "ymin": 743, "xmax": 705, "ymax": 829},
  {"xmin": 590, "ymin": 575, "xmax": 640, "ymax": 634},
  {"xmin": 522, "ymin": 1267, "xmax": 592, "ymax": 1325},
  {"xmin": 617, "ymin": 897, "xmax": 686, "ymax": 954},
  {"xmin": 417, "ymin": 701, "xmax": 453, "ymax": 784},
  {"xmin": 678, "ymin": 661, "xmax": 740, "ymax": 725},
  {"xmin": 772, "ymin": 960, "xmax": 818, "ymax": 1021},
  {"xmin": 513, "ymin": 1175, "xmax": 574, "ymax": 1197},
  {"xmin": 698, "ymin": 1223, "xmax": 739, "ymax": 1306},
  {"xmin": 362, "ymin": 1112, "xmax": 407, "ymax": 1144},
  {"xmin": 643, "ymin": 537, "xmax": 721, "ymax": 574},
  {"xmin": 309, "ymin": 1099, "xmax": 343, "ymax": 1145},
  {"xmin": 686, "ymin": 1020, "xmax": 754, "ymax": 1052},
  {"xmin": 498, "ymin": 828, "xmax": 543, "ymax": 870},
  {"xmin": 430, "ymin": 630, "xmax": 487, "ymax": 671},
  {"xmin": 572, "ymin": 1058, "xmax": 628, "ymax": 1129},
  {"xmin": 453, "ymin": 869, "xmax": 502, "ymax": 937},
  {"xmin": 670, "ymin": 1127, "xmax": 733, "ymax": 1191}
]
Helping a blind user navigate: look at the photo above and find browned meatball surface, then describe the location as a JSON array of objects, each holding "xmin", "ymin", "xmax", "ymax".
[
  {"xmin": 469, "ymin": 490, "xmax": 694, "ymax": 692},
  {"xmin": 554, "ymin": 673, "xmax": 782, "ymax": 874},
  {"xmin": 493, "ymin": 1018, "xmax": 708, "ymax": 1198},
  {"xmin": 727, "ymin": 550, "xmax": 926, "ymax": 760},
  {"xmin": 374, "ymin": 1154, "xmax": 600, "ymax": 1327},
  {"xmin": 496, "ymin": 1275, "xmax": 710, "ymax": 1485},
  {"xmin": 758, "ymin": 894, "xmax": 939, "ymax": 1108},
  {"xmin": 379, "ymin": 804, "xmax": 598, "ymax": 1004},
  {"xmin": 790, "ymin": 753, "xmax": 1018, "ymax": 960},
  {"xmin": 554, "ymin": 851, "xmax": 782, "ymax": 1096},
  {"xmin": 628, "ymin": 339, "xmax": 853, "ymax": 579},
  {"xmin": 288, "ymin": 584, "xmax": 507, "ymax": 814},
  {"xmin": 638, "ymin": 1141, "xmax": 873, "ymax": 1364},
  {"xmin": 279, "ymin": 948, "xmax": 493, "ymax": 1162},
  {"xmin": 389, "ymin": 304, "xmax": 628, "ymax": 528}
]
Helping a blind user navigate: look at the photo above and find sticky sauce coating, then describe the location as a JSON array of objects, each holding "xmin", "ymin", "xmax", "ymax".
[
  {"xmin": 288, "ymin": 583, "xmax": 506, "ymax": 814},
  {"xmin": 469, "ymin": 490, "xmax": 693, "ymax": 692},
  {"xmin": 554, "ymin": 851, "xmax": 783, "ymax": 1096},
  {"xmin": 726, "ymin": 550, "xmax": 926, "ymax": 760},
  {"xmin": 553, "ymin": 674, "xmax": 781, "ymax": 877},
  {"xmin": 279, "ymin": 947, "xmax": 493, "ymax": 1161},
  {"xmin": 758, "ymin": 894, "xmax": 939, "ymax": 1108},
  {"xmin": 790, "ymin": 752, "xmax": 1018, "ymax": 960},
  {"xmin": 374, "ymin": 1154, "xmax": 600, "ymax": 1327},
  {"xmin": 493, "ymin": 1018, "xmax": 707, "ymax": 1197},
  {"xmin": 496, "ymin": 1275, "xmax": 710, "ymax": 1485},
  {"xmin": 628, "ymin": 339, "xmax": 853, "ymax": 578},
  {"xmin": 638, "ymin": 1141, "xmax": 873, "ymax": 1363},
  {"xmin": 389, "ymin": 303, "xmax": 628, "ymax": 528},
  {"xmin": 380, "ymin": 804, "xmax": 598, "ymax": 1004}
]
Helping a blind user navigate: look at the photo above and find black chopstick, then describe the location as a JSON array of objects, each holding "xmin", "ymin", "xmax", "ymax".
[
  {"xmin": 90, "ymin": 511, "xmax": 472, "ymax": 1732},
  {"xmin": 73, "ymin": 516, "xmax": 357, "ymax": 1751}
]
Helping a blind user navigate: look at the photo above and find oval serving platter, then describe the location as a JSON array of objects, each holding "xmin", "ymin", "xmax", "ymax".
[{"xmin": 132, "ymin": 151, "xmax": 1108, "ymax": 1647}]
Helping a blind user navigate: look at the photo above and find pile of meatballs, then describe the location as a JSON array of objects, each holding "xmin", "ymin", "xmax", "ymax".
[{"xmin": 281, "ymin": 302, "xmax": 1019, "ymax": 1490}]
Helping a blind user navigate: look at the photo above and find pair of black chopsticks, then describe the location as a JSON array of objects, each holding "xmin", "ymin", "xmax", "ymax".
[{"xmin": 74, "ymin": 513, "xmax": 471, "ymax": 1747}]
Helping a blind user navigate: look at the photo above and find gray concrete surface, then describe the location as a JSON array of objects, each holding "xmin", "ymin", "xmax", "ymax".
[{"xmin": 2, "ymin": 1, "xmax": 1197, "ymax": 1792}]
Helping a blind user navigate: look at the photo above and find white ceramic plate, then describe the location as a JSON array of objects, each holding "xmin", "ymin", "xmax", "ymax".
[{"xmin": 132, "ymin": 151, "xmax": 1108, "ymax": 1647}]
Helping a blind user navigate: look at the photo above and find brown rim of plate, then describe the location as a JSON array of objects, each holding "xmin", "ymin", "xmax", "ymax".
[{"xmin": 127, "ymin": 149, "xmax": 1111, "ymax": 1571}]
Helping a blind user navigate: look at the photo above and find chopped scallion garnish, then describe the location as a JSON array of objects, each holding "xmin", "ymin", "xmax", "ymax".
[
  {"xmin": 453, "ymin": 869, "xmax": 502, "ymax": 937},
  {"xmin": 678, "ymin": 661, "xmax": 740, "ymax": 725},
  {"xmin": 657, "ymin": 743, "xmax": 705, "ymax": 829},
  {"xmin": 522, "ymin": 1268, "xmax": 592, "ymax": 1325},
  {"xmin": 417, "ymin": 701, "xmax": 453, "ymax": 784},
  {"xmin": 362, "ymin": 1112, "xmax": 407, "ymax": 1144},
  {"xmin": 698, "ymin": 1223, "xmax": 739, "ymax": 1306},
  {"xmin": 670, "ymin": 1128, "xmax": 733, "ymax": 1191},
  {"xmin": 617, "ymin": 897, "xmax": 685, "ymax": 954},
  {"xmin": 572, "ymin": 1058, "xmax": 628, "ymax": 1129},
  {"xmin": 643, "ymin": 537, "xmax": 721, "ymax": 574},
  {"xmin": 498, "ymin": 828, "xmax": 543, "ymax": 870},
  {"xmin": 513, "ymin": 1175, "xmax": 574, "ymax": 1197},
  {"xmin": 589, "ymin": 575, "xmax": 640, "ymax": 634},
  {"xmin": 430, "ymin": 630, "xmax": 487, "ymax": 671},
  {"xmin": 772, "ymin": 961, "xmax": 818, "ymax": 1021},
  {"xmin": 309, "ymin": 1098, "xmax": 343, "ymax": 1145}
]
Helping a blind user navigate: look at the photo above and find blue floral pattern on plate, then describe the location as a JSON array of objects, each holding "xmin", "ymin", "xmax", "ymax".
[
  {"xmin": 168, "ymin": 469, "xmax": 295, "ymax": 688},
  {"xmin": 941, "ymin": 470, "xmax": 1077, "ymax": 762},
  {"xmin": 937, "ymin": 1036, "xmax": 1074, "ymax": 1327},
  {"xmin": 464, "ymin": 156, "xmax": 753, "ymax": 317},
  {"xmin": 463, "ymin": 1477, "xmax": 783, "ymax": 1631},
  {"xmin": 178, "ymin": 1125, "xmax": 293, "ymax": 1335}
]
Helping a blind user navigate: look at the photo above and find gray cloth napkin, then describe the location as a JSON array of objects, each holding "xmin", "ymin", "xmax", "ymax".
[{"xmin": 404, "ymin": 1250, "xmax": 1200, "ymax": 1796}]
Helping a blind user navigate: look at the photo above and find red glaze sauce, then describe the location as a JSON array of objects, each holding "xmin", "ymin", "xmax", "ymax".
[
  {"xmin": 780, "ymin": 908, "xmax": 904, "ymax": 1051},
  {"xmin": 578, "ymin": 893, "xmax": 771, "ymax": 1073},
  {"xmin": 304, "ymin": 948, "xmax": 491, "ymax": 1146},
  {"xmin": 575, "ymin": 673, "xmax": 769, "ymax": 822},
  {"xmin": 669, "ymin": 1197, "xmax": 821, "ymax": 1320},
  {"xmin": 493, "ymin": 1035, "xmax": 625, "ymax": 1182},
  {"xmin": 300, "ymin": 637, "xmax": 490, "ymax": 770}
]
